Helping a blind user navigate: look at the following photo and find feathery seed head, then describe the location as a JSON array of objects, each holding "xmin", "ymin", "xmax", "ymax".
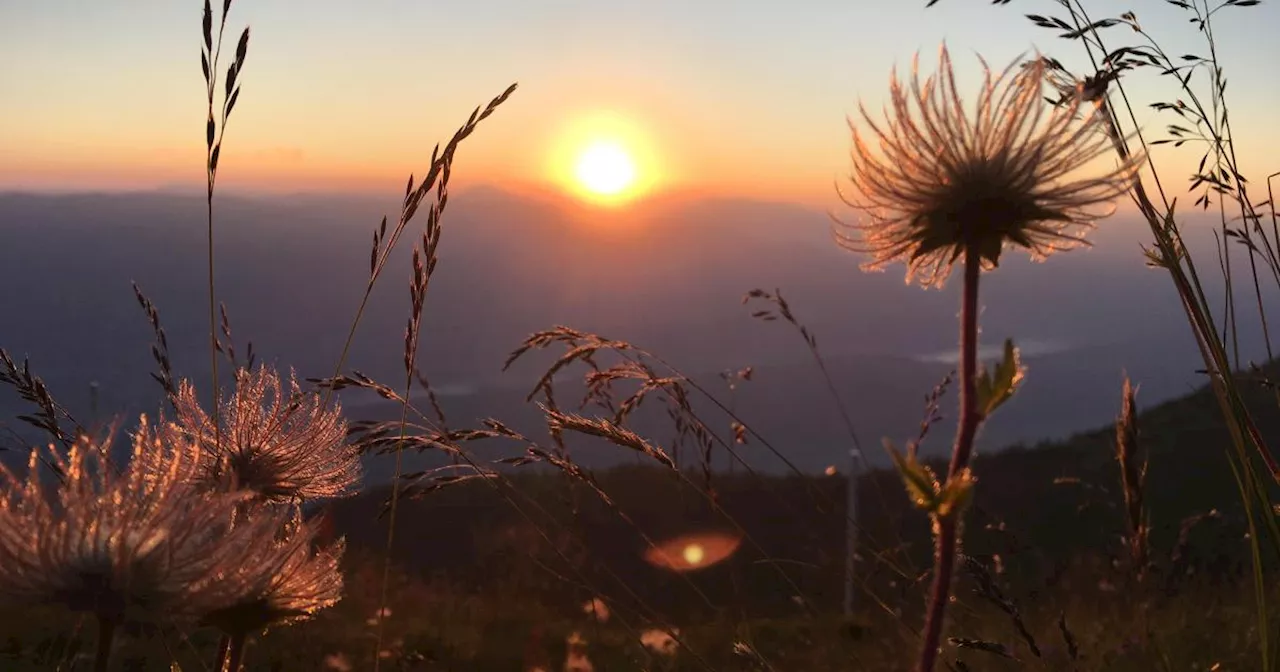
[
  {"xmin": 835, "ymin": 44, "xmax": 1141, "ymax": 288},
  {"xmin": 0, "ymin": 419, "xmax": 284, "ymax": 625},
  {"xmin": 169, "ymin": 366, "xmax": 360, "ymax": 503},
  {"xmin": 200, "ymin": 511, "xmax": 345, "ymax": 635}
]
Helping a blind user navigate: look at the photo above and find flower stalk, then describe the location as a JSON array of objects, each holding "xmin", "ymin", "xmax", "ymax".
[
  {"xmin": 94, "ymin": 616, "xmax": 117, "ymax": 672},
  {"xmin": 223, "ymin": 630, "xmax": 248, "ymax": 672},
  {"xmin": 918, "ymin": 247, "xmax": 981, "ymax": 672},
  {"xmin": 835, "ymin": 45, "xmax": 1137, "ymax": 672}
]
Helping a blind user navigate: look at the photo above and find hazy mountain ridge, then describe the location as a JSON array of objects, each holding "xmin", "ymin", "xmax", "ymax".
[{"xmin": 0, "ymin": 189, "xmax": 1267, "ymax": 475}]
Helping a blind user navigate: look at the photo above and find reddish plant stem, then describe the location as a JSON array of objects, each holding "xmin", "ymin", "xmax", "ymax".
[
  {"xmin": 917, "ymin": 248, "xmax": 982, "ymax": 672},
  {"xmin": 93, "ymin": 617, "xmax": 116, "ymax": 672},
  {"xmin": 223, "ymin": 631, "xmax": 247, "ymax": 672},
  {"xmin": 215, "ymin": 635, "xmax": 230, "ymax": 670}
]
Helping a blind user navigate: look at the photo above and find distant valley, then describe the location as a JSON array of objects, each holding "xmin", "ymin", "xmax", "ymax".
[{"xmin": 0, "ymin": 188, "xmax": 1268, "ymax": 477}]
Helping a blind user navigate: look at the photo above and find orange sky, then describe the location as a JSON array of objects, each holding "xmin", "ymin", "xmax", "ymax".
[{"xmin": 1, "ymin": 1, "xmax": 1277, "ymax": 210}]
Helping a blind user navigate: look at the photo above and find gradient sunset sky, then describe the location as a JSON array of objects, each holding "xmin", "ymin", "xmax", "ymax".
[{"xmin": 2, "ymin": 0, "xmax": 1276, "ymax": 207}]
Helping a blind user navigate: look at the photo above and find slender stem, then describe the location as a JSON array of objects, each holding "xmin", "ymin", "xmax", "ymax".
[
  {"xmin": 948, "ymin": 252, "xmax": 981, "ymax": 480},
  {"xmin": 223, "ymin": 631, "xmax": 248, "ymax": 672},
  {"xmin": 215, "ymin": 634, "xmax": 230, "ymax": 670},
  {"xmin": 918, "ymin": 519, "xmax": 958, "ymax": 672},
  {"xmin": 321, "ymin": 287, "xmax": 374, "ymax": 410},
  {"xmin": 207, "ymin": 190, "xmax": 222, "ymax": 450},
  {"xmin": 205, "ymin": 8, "xmax": 226, "ymax": 466},
  {"xmin": 93, "ymin": 617, "xmax": 116, "ymax": 672},
  {"xmin": 917, "ymin": 248, "xmax": 982, "ymax": 672}
]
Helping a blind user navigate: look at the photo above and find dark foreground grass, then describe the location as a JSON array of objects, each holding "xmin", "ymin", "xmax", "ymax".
[{"xmin": 0, "ymin": 543, "xmax": 1267, "ymax": 671}]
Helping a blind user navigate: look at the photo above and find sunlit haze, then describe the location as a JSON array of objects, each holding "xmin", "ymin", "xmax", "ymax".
[{"xmin": 2, "ymin": 1, "xmax": 1276, "ymax": 208}]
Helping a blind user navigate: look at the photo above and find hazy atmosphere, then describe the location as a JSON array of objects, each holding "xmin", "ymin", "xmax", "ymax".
[{"xmin": 1, "ymin": 1, "xmax": 1278, "ymax": 670}]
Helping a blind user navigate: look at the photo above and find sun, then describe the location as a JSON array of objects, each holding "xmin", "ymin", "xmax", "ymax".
[
  {"xmin": 546, "ymin": 111, "xmax": 662, "ymax": 205},
  {"xmin": 574, "ymin": 141, "xmax": 636, "ymax": 196}
]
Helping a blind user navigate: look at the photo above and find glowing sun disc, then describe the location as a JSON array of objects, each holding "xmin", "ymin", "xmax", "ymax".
[{"xmin": 574, "ymin": 141, "xmax": 636, "ymax": 196}]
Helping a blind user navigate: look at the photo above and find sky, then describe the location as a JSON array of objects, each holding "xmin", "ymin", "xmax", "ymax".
[{"xmin": 1, "ymin": 0, "xmax": 1277, "ymax": 208}]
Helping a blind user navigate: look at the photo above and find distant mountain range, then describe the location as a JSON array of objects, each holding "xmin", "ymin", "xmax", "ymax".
[{"xmin": 0, "ymin": 188, "xmax": 1271, "ymax": 477}]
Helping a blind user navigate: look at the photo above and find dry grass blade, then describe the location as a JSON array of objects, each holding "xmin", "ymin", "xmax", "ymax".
[
  {"xmin": 511, "ymin": 328, "xmax": 893, "ymax": 627},
  {"xmin": 959, "ymin": 554, "xmax": 1041, "ymax": 659},
  {"xmin": 413, "ymin": 367, "xmax": 449, "ymax": 433},
  {"xmin": 915, "ymin": 373, "xmax": 955, "ymax": 449},
  {"xmin": 948, "ymin": 637, "xmax": 1020, "ymax": 661},
  {"xmin": 394, "ymin": 465, "xmax": 500, "ymax": 508},
  {"xmin": 373, "ymin": 90, "xmax": 514, "ymax": 668},
  {"xmin": 200, "ymin": 0, "xmax": 251, "ymax": 473},
  {"xmin": 217, "ymin": 301, "xmax": 254, "ymax": 370},
  {"xmin": 508, "ymin": 326, "xmax": 819, "ymax": 477},
  {"xmin": 324, "ymin": 82, "xmax": 518, "ymax": 412},
  {"xmin": 504, "ymin": 326, "xmax": 598, "ymax": 371},
  {"xmin": 0, "ymin": 349, "xmax": 82, "ymax": 452},
  {"xmin": 310, "ymin": 372, "xmax": 405, "ymax": 405},
  {"xmin": 508, "ymin": 322, "xmax": 926, "ymax": 606},
  {"xmin": 540, "ymin": 404, "xmax": 677, "ymax": 469},
  {"xmin": 131, "ymin": 283, "xmax": 178, "ymax": 406},
  {"xmin": 516, "ymin": 337, "xmax": 633, "ymax": 402},
  {"xmin": 537, "ymin": 382, "xmax": 571, "ymax": 458},
  {"xmin": 521, "ymin": 445, "xmax": 619, "ymax": 509},
  {"xmin": 582, "ymin": 361, "xmax": 654, "ymax": 416},
  {"xmin": 1115, "ymin": 374, "xmax": 1149, "ymax": 577},
  {"xmin": 1057, "ymin": 611, "xmax": 1080, "ymax": 661},
  {"xmin": 743, "ymin": 288, "xmax": 818, "ymax": 350},
  {"xmin": 349, "ymin": 424, "xmax": 466, "ymax": 458}
]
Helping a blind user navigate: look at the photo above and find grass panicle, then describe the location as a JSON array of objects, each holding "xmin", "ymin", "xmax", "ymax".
[{"xmin": 1115, "ymin": 375, "xmax": 1150, "ymax": 579}]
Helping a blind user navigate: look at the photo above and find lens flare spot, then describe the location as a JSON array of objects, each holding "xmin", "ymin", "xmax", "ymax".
[{"xmin": 643, "ymin": 531, "xmax": 742, "ymax": 572}]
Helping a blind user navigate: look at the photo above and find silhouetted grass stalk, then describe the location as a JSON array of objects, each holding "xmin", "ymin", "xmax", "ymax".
[
  {"xmin": 320, "ymin": 84, "xmax": 517, "ymax": 411},
  {"xmin": 1115, "ymin": 375, "xmax": 1149, "ymax": 579},
  {"xmin": 201, "ymin": 5, "xmax": 245, "ymax": 661},
  {"xmin": 201, "ymin": 0, "xmax": 250, "ymax": 484},
  {"xmin": 1060, "ymin": 4, "xmax": 1280, "ymax": 664}
]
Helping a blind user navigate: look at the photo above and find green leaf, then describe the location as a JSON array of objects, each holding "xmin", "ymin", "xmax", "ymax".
[
  {"xmin": 885, "ymin": 438, "xmax": 940, "ymax": 511},
  {"xmin": 975, "ymin": 339, "xmax": 1025, "ymax": 418},
  {"xmin": 937, "ymin": 468, "xmax": 976, "ymax": 519}
]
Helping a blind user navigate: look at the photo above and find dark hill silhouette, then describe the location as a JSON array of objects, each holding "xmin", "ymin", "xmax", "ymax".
[{"xmin": 324, "ymin": 361, "xmax": 1280, "ymax": 620}]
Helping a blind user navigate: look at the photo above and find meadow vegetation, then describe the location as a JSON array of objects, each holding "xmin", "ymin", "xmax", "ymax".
[{"xmin": 1, "ymin": 0, "xmax": 1278, "ymax": 670}]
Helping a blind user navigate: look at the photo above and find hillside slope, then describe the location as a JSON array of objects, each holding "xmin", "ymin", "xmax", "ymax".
[{"xmin": 326, "ymin": 364, "xmax": 1280, "ymax": 618}]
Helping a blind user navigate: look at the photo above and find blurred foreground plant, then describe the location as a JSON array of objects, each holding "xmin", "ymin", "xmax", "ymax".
[
  {"xmin": 925, "ymin": 0, "xmax": 1280, "ymax": 667},
  {"xmin": 0, "ymin": 422, "xmax": 293, "ymax": 671}
]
